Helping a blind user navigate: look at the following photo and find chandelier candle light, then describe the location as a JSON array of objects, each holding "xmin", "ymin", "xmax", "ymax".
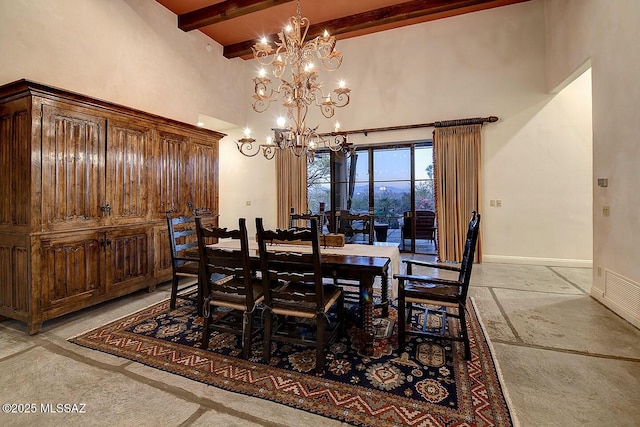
[{"xmin": 236, "ymin": 0, "xmax": 352, "ymax": 161}]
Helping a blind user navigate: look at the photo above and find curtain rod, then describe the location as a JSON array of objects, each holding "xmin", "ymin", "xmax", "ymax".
[{"xmin": 319, "ymin": 115, "xmax": 498, "ymax": 137}]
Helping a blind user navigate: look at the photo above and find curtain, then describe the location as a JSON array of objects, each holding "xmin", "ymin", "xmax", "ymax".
[
  {"xmin": 433, "ymin": 124, "xmax": 482, "ymax": 262},
  {"xmin": 276, "ymin": 150, "xmax": 308, "ymax": 229}
]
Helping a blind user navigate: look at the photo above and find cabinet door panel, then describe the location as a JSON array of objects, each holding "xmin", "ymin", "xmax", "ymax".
[
  {"xmin": 107, "ymin": 120, "xmax": 151, "ymax": 224},
  {"xmin": 40, "ymin": 233, "xmax": 102, "ymax": 309},
  {"xmin": 0, "ymin": 100, "xmax": 31, "ymax": 229},
  {"xmin": 105, "ymin": 228, "xmax": 151, "ymax": 293},
  {"xmin": 41, "ymin": 104, "xmax": 105, "ymax": 231},
  {"xmin": 153, "ymin": 225, "xmax": 172, "ymax": 280},
  {"xmin": 0, "ymin": 237, "xmax": 30, "ymax": 313},
  {"xmin": 185, "ymin": 137, "xmax": 218, "ymax": 213},
  {"xmin": 154, "ymin": 132, "xmax": 187, "ymax": 215}
]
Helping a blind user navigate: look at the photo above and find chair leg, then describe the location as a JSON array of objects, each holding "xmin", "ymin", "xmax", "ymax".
[
  {"xmin": 381, "ymin": 273, "xmax": 389, "ymax": 318},
  {"xmin": 170, "ymin": 275, "xmax": 179, "ymax": 309},
  {"xmin": 397, "ymin": 288, "xmax": 406, "ymax": 351},
  {"xmin": 459, "ymin": 302, "xmax": 471, "ymax": 360},
  {"xmin": 201, "ymin": 310, "xmax": 211, "ymax": 349},
  {"xmin": 243, "ymin": 312, "xmax": 253, "ymax": 359},
  {"xmin": 338, "ymin": 294, "xmax": 346, "ymax": 337},
  {"xmin": 316, "ymin": 316, "xmax": 326, "ymax": 374},
  {"xmin": 263, "ymin": 311, "xmax": 272, "ymax": 364}
]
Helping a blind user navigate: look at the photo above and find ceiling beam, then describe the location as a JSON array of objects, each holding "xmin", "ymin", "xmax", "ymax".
[
  {"xmin": 223, "ymin": 0, "xmax": 528, "ymax": 59},
  {"xmin": 179, "ymin": 0, "xmax": 295, "ymax": 32}
]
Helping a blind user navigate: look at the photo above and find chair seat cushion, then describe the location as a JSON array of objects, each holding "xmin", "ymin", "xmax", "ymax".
[
  {"xmin": 175, "ymin": 261, "xmax": 199, "ymax": 276},
  {"xmin": 208, "ymin": 279, "xmax": 265, "ymax": 311},
  {"xmin": 271, "ymin": 283, "xmax": 342, "ymax": 317},
  {"xmin": 404, "ymin": 281, "xmax": 460, "ymax": 304}
]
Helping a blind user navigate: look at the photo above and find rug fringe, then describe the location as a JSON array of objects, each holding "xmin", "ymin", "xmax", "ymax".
[{"xmin": 469, "ymin": 297, "xmax": 521, "ymax": 427}]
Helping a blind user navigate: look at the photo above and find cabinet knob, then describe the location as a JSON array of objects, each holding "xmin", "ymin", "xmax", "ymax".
[{"xmin": 101, "ymin": 204, "xmax": 112, "ymax": 215}]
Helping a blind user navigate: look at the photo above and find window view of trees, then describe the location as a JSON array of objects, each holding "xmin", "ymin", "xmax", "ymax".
[
  {"xmin": 307, "ymin": 143, "xmax": 433, "ymax": 233},
  {"xmin": 416, "ymin": 164, "xmax": 435, "ymax": 211},
  {"xmin": 307, "ymin": 152, "xmax": 331, "ymax": 213}
]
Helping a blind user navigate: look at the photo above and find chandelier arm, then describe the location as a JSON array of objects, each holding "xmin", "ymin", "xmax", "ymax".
[
  {"xmin": 236, "ymin": 139, "xmax": 263, "ymax": 157},
  {"xmin": 262, "ymin": 145, "xmax": 276, "ymax": 160},
  {"xmin": 291, "ymin": 143, "xmax": 307, "ymax": 157},
  {"xmin": 320, "ymin": 103, "xmax": 335, "ymax": 119},
  {"xmin": 332, "ymin": 90, "xmax": 350, "ymax": 108},
  {"xmin": 240, "ymin": 0, "xmax": 351, "ymax": 162}
]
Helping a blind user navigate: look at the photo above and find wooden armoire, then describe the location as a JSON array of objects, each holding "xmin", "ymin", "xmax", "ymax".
[{"xmin": 0, "ymin": 80, "xmax": 225, "ymax": 333}]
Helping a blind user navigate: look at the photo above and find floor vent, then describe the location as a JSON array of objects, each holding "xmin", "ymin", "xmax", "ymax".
[{"xmin": 604, "ymin": 269, "xmax": 640, "ymax": 326}]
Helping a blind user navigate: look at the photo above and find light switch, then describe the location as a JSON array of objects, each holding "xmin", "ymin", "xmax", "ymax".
[
  {"xmin": 602, "ymin": 205, "xmax": 610, "ymax": 216},
  {"xmin": 490, "ymin": 200, "xmax": 496, "ymax": 207},
  {"xmin": 246, "ymin": 200, "xmax": 251, "ymax": 206}
]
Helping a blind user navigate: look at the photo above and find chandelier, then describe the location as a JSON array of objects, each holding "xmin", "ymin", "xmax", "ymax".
[{"xmin": 236, "ymin": 0, "xmax": 352, "ymax": 161}]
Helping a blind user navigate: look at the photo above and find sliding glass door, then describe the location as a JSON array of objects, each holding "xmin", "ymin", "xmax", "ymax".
[
  {"xmin": 372, "ymin": 147, "xmax": 411, "ymax": 243},
  {"xmin": 308, "ymin": 142, "xmax": 435, "ymax": 253}
]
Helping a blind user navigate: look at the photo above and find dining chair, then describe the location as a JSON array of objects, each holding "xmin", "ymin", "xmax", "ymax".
[
  {"xmin": 166, "ymin": 213, "xmax": 201, "ymax": 310},
  {"xmin": 334, "ymin": 208, "xmax": 374, "ymax": 244},
  {"xmin": 166, "ymin": 210, "xmax": 220, "ymax": 310},
  {"xmin": 256, "ymin": 217, "xmax": 345, "ymax": 373},
  {"xmin": 394, "ymin": 211, "xmax": 481, "ymax": 360},
  {"xmin": 197, "ymin": 217, "xmax": 264, "ymax": 359},
  {"xmin": 331, "ymin": 208, "xmax": 389, "ymax": 317},
  {"xmin": 289, "ymin": 206, "xmax": 325, "ymax": 232}
]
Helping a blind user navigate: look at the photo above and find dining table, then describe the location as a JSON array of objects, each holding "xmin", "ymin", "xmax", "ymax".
[{"xmin": 193, "ymin": 240, "xmax": 400, "ymax": 356}]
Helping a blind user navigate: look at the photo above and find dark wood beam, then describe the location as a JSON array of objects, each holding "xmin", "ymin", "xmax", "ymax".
[
  {"xmin": 179, "ymin": 0, "xmax": 295, "ymax": 32},
  {"xmin": 223, "ymin": 0, "xmax": 526, "ymax": 59}
]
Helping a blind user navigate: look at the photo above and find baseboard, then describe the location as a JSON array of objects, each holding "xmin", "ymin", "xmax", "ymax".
[
  {"xmin": 482, "ymin": 255, "xmax": 592, "ymax": 268},
  {"xmin": 591, "ymin": 287, "xmax": 604, "ymax": 299},
  {"xmin": 592, "ymin": 291, "xmax": 640, "ymax": 330}
]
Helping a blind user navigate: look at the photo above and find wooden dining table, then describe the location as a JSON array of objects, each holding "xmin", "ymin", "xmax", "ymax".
[{"xmin": 192, "ymin": 241, "xmax": 400, "ymax": 356}]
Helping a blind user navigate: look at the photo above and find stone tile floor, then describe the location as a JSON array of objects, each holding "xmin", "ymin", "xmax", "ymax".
[{"xmin": 1, "ymin": 259, "xmax": 639, "ymax": 426}]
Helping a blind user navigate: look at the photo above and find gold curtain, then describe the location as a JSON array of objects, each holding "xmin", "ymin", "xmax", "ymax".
[
  {"xmin": 433, "ymin": 124, "xmax": 482, "ymax": 262},
  {"xmin": 276, "ymin": 150, "xmax": 308, "ymax": 229}
]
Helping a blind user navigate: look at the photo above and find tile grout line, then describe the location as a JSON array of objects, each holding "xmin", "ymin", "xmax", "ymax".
[
  {"xmin": 490, "ymin": 338, "xmax": 640, "ymax": 363},
  {"xmin": 473, "ymin": 283, "xmax": 584, "ymax": 296},
  {"xmin": 27, "ymin": 335, "xmax": 288, "ymax": 427},
  {"xmin": 547, "ymin": 266, "xmax": 589, "ymax": 294},
  {"xmin": 488, "ymin": 287, "xmax": 523, "ymax": 343}
]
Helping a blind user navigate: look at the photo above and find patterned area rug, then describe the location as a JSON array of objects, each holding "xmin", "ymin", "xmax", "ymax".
[{"xmin": 70, "ymin": 294, "xmax": 514, "ymax": 427}]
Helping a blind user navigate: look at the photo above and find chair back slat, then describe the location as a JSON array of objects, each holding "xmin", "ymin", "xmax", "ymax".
[
  {"xmin": 289, "ymin": 206, "xmax": 325, "ymax": 231},
  {"xmin": 334, "ymin": 208, "xmax": 374, "ymax": 244},
  {"xmin": 196, "ymin": 217, "xmax": 256, "ymax": 308},
  {"xmin": 256, "ymin": 217, "xmax": 325, "ymax": 310},
  {"xmin": 457, "ymin": 211, "xmax": 481, "ymax": 297},
  {"xmin": 166, "ymin": 214, "xmax": 200, "ymax": 270}
]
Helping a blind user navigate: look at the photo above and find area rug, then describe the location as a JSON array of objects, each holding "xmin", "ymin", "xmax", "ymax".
[{"xmin": 70, "ymin": 295, "xmax": 514, "ymax": 427}]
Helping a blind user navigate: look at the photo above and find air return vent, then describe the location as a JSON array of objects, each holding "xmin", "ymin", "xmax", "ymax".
[{"xmin": 604, "ymin": 269, "xmax": 640, "ymax": 327}]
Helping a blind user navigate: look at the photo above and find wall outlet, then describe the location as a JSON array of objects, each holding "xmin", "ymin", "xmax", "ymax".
[
  {"xmin": 245, "ymin": 200, "xmax": 251, "ymax": 206},
  {"xmin": 496, "ymin": 199, "xmax": 502, "ymax": 207},
  {"xmin": 602, "ymin": 205, "xmax": 610, "ymax": 216}
]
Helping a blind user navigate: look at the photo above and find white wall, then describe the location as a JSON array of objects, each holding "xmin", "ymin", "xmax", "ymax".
[
  {"xmin": 218, "ymin": 129, "xmax": 277, "ymax": 234},
  {"xmin": 0, "ymin": 0, "xmax": 595, "ymax": 268},
  {"xmin": 232, "ymin": 0, "xmax": 593, "ymax": 266},
  {"xmin": 545, "ymin": 0, "xmax": 640, "ymax": 322},
  {"xmin": 0, "ymin": 0, "xmax": 246, "ymax": 127}
]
